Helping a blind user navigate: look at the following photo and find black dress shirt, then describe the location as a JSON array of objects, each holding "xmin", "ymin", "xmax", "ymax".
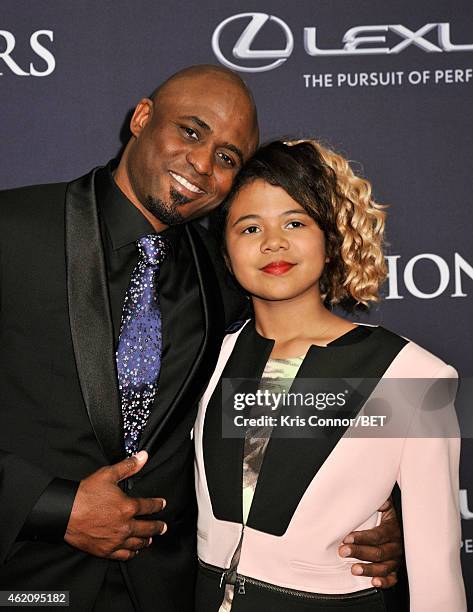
[{"xmin": 20, "ymin": 163, "xmax": 204, "ymax": 540}]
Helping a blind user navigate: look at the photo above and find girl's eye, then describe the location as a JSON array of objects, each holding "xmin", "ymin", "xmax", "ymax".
[
  {"xmin": 182, "ymin": 126, "xmax": 198, "ymax": 140},
  {"xmin": 286, "ymin": 220, "xmax": 305, "ymax": 229},
  {"xmin": 242, "ymin": 226, "xmax": 261, "ymax": 234}
]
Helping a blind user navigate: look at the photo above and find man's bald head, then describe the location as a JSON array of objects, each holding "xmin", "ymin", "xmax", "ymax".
[
  {"xmin": 150, "ymin": 64, "xmax": 258, "ymax": 140},
  {"xmin": 114, "ymin": 64, "xmax": 260, "ymax": 233}
]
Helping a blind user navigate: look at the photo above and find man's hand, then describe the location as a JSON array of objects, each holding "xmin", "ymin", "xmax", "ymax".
[
  {"xmin": 338, "ymin": 497, "xmax": 403, "ymax": 588},
  {"xmin": 64, "ymin": 451, "xmax": 166, "ymax": 561}
]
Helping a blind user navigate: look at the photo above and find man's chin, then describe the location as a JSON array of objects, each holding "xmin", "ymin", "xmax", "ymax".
[{"xmin": 145, "ymin": 195, "xmax": 185, "ymax": 226}]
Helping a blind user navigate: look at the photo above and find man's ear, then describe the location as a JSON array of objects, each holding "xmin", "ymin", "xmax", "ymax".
[{"xmin": 129, "ymin": 98, "xmax": 153, "ymax": 138}]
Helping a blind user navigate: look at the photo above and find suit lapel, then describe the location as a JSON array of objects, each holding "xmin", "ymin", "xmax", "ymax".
[
  {"xmin": 142, "ymin": 224, "xmax": 225, "ymax": 458},
  {"xmin": 203, "ymin": 321, "xmax": 274, "ymax": 523},
  {"xmin": 65, "ymin": 168, "xmax": 124, "ymax": 463}
]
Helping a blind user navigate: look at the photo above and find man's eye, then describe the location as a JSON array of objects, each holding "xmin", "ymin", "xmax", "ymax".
[
  {"xmin": 218, "ymin": 152, "xmax": 235, "ymax": 167},
  {"xmin": 286, "ymin": 220, "xmax": 305, "ymax": 229},
  {"xmin": 182, "ymin": 126, "xmax": 198, "ymax": 140},
  {"xmin": 242, "ymin": 226, "xmax": 260, "ymax": 234}
]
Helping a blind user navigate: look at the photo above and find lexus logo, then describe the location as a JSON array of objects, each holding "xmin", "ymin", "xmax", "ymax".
[
  {"xmin": 212, "ymin": 14, "xmax": 473, "ymax": 73},
  {"xmin": 212, "ymin": 13, "xmax": 293, "ymax": 73}
]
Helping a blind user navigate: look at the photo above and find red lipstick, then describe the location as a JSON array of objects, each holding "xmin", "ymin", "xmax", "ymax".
[{"xmin": 261, "ymin": 261, "xmax": 295, "ymax": 275}]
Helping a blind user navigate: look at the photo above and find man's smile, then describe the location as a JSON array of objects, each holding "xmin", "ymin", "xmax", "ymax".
[{"xmin": 169, "ymin": 170, "xmax": 206, "ymax": 196}]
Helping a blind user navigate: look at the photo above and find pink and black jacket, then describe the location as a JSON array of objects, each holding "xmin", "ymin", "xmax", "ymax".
[{"xmin": 194, "ymin": 321, "xmax": 466, "ymax": 611}]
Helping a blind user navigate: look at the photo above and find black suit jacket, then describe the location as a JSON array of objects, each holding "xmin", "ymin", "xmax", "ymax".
[{"xmin": 0, "ymin": 168, "xmax": 246, "ymax": 611}]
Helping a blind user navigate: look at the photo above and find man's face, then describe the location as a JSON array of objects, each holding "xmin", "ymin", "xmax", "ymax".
[{"xmin": 124, "ymin": 74, "xmax": 258, "ymax": 227}]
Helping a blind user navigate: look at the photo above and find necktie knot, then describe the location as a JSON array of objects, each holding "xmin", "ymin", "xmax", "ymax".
[{"xmin": 137, "ymin": 234, "xmax": 169, "ymax": 266}]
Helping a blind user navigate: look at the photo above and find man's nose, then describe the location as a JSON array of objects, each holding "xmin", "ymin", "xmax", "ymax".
[
  {"xmin": 186, "ymin": 145, "xmax": 213, "ymax": 176},
  {"xmin": 261, "ymin": 229, "xmax": 289, "ymax": 253}
]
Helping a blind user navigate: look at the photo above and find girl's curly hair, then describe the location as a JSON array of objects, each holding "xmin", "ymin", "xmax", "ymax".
[{"xmin": 217, "ymin": 139, "xmax": 387, "ymax": 311}]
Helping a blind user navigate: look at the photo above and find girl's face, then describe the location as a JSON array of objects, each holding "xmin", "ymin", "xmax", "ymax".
[{"xmin": 225, "ymin": 179, "xmax": 327, "ymax": 303}]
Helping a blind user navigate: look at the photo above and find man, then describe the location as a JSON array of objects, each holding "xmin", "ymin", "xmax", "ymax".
[{"xmin": 0, "ymin": 65, "xmax": 401, "ymax": 611}]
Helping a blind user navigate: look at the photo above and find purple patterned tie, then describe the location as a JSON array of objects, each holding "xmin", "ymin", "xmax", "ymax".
[{"xmin": 116, "ymin": 234, "xmax": 169, "ymax": 455}]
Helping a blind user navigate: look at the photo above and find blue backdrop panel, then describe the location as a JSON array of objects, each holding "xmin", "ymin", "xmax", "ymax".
[{"xmin": 1, "ymin": 0, "xmax": 472, "ymax": 603}]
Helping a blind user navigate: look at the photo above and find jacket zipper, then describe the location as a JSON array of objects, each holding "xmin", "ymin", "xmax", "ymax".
[
  {"xmin": 198, "ymin": 559, "xmax": 379, "ymax": 601},
  {"xmin": 199, "ymin": 558, "xmax": 230, "ymax": 590},
  {"xmin": 199, "ymin": 519, "xmax": 246, "ymax": 591}
]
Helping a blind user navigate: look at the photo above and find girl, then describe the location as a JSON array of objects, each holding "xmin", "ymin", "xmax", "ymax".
[{"xmin": 194, "ymin": 140, "xmax": 466, "ymax": 611}]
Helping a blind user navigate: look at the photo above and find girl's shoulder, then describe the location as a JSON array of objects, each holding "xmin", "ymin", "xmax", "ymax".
[{"xmin": 364, "ymin": 324, "xmax": 456, "ymax": 379}]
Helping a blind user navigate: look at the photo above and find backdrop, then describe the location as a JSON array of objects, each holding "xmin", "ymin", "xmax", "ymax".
[{"xmin": 1, "ymin": 0, "xmax": 472, "ymax": 603}]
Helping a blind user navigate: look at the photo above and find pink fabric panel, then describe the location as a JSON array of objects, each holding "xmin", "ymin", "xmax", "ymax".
[
  {"xmin": 238, "ymin": 436, "xmax": 400, "ymax": 593},
  {"xmin": 195, "ymin": 325, "xmax": 247, "ymax": 568}
]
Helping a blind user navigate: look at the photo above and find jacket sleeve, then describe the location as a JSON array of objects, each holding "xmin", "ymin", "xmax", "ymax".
[
  {"xmin": 397, "ymin": 365, "xmax": 466, "ymax": 611},
  {"xmin": 0, "ymin": 451, "xmax": 79, "ymax": 563},
  {"xmin": 0, "ymin": 187, "xmax": 79, "ymax": 563},
  {"xmin": 18, "ymin": 478, "xmax": 79, "ymax": 542}
]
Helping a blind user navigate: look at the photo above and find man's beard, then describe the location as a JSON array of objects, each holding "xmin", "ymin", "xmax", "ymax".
[{"xmin": 145, "ymin": 187, "xmax": 192, "ymax": 226}]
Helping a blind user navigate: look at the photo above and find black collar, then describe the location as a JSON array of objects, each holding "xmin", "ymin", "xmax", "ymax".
[{"xmin": 95, "ymin": 161, "xmax": 182, "ymax": 256}]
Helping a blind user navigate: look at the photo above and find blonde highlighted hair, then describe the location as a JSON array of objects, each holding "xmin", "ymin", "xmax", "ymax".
[
  {"xmin": 219, "ymin": 138, "xmax": 387, "ymax": 310},
  {"xmin": 286, "ymin": 139, "xmax": 387, "ymax": 306}
]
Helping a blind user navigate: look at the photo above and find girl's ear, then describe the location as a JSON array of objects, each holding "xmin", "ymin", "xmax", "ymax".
[{"xmin": 223, "ymin": 252, "xmax": 234, "ymax": 275}]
